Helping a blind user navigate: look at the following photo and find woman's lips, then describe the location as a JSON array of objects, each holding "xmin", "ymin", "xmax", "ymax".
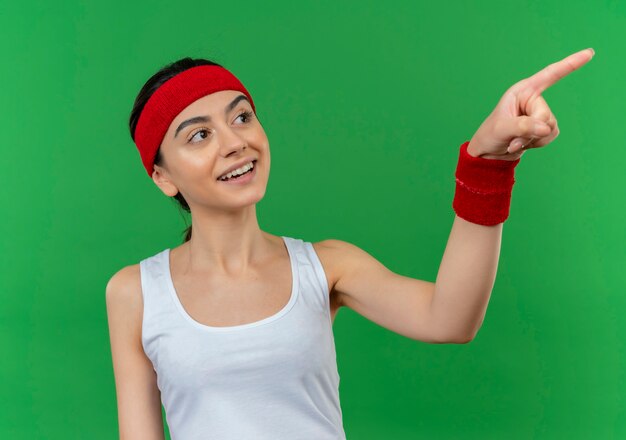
[{"xmin": 217, "ymin": 161, "xmax": 257, "ymax": 185}]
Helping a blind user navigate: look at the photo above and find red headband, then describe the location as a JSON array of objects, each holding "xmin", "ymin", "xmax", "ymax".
[{"xmin": 134, "ymin": 64, "xmax": 256, "ymax": 177}]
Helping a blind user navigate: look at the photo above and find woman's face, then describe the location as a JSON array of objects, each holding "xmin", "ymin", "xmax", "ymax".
[{"xmin": 153, "ymin": 90, "xmax": 270, "ymax": 211}]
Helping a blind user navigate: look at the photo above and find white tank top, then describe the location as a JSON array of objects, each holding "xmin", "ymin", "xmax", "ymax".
[{"xmin": 139, "ymin": 236, "xmax": 347, "ymax": 440}]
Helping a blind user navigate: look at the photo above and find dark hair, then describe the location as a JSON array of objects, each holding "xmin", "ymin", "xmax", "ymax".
[{"xmin": 129, "ymin": 57, "xmax": 223, "ymax": 243}]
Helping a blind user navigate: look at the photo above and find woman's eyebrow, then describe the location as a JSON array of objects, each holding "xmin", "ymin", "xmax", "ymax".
[{"xmin": 174, "ymin": 94, "xmax": 250, "ymax": 138}]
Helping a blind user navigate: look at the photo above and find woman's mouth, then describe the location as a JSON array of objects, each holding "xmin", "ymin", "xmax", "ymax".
[{"xmin": 217, "ymin": 160, "xmax": 257, "ymax": 185}]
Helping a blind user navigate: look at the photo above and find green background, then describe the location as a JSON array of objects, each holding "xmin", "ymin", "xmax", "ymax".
[{"xmin": 2, "ymin": 0, "xmax": 624, "ymax": 438}]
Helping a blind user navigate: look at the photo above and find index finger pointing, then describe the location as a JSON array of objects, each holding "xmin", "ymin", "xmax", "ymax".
[{"xmin": 524, "ymin": 48, "xmax": 595, "ymax": 96}]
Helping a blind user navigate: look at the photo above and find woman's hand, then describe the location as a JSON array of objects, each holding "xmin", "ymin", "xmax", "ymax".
[{"xmin": 466, "ymin": 48, "xmax": 595, "ymax": 161}]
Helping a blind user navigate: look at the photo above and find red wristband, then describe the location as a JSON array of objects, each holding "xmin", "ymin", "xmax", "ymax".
[{"xmin": 452, "ymin": 141, "xmax": 521, "ymax": 226}]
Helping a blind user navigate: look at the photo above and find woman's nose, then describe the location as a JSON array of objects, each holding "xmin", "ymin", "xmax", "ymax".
[{"xmin": 218, "ymin": 127, "xmax": 248, "ymax": 155}]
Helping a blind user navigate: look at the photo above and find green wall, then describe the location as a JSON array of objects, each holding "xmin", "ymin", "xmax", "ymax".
[{"xmin": 1, "ymin": 0, "xmax": 623, "ymax": 438}]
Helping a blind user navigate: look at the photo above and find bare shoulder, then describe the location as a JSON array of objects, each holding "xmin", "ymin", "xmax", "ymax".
[
  {"xmin": 311, "ymin": 239, "xmax": 378, "ymax": 267},
  {"xmin": 105, "ymin": 263, "xmax": 143, "ymax": 327},
  {"xmin": 311, "ymin": 239, "xmax": 377, "ymax": 307},
  {"xmin": 310, "ymin": 239, "xmax": 346, "ymax": 282}
]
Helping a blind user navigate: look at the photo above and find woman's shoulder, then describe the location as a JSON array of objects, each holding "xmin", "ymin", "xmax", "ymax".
[
  {"xmin": 105, "ymin": 263, "xmax": 143, "ymax": 327},
  {"xmin": 309, "ymin": 238, "xmax": 374, "ymax": 308},
  {"xmin": 309, "ymin": 239, "xmax": 348, "ymax": 300},
  {"xmin": 310, "ymin": 238, "xmax": 351, "ymax": 267}
]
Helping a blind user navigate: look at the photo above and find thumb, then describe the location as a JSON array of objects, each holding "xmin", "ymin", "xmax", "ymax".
[{"xmin": 494, "ymin": 115, "xmax": 552, "ymax": 141}]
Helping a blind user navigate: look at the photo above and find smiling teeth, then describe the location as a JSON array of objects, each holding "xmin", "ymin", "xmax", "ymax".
[{"xmin": 219, "ymin": 161, "xmax": 254, "ymax": 180}]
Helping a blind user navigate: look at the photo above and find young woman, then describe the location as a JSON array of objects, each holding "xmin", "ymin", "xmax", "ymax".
[{"xmin": 106, "ymin": 49, "xmax": 593, "ymax": 439}]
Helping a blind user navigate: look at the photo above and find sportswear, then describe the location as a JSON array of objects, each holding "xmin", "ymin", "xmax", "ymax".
[{"xmin": 139, "ymin": 236, "xmax": 346, "ymax": 439}]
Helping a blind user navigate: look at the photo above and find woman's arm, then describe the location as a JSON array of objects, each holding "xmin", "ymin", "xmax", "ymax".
[
  {"xmin": 106, "ymin": 265, "xmax": 165, "ymax": 440},
  {"xmin": 322, "ymin": 49, "xmax": 594, "ymax": 344},
  {"xmin": 429, "ymin": 215, "xmax": 502, "ymax": 341},
  {"xmin": 314, "ymin": 219, "xmax": 498, "ymax": 345}
]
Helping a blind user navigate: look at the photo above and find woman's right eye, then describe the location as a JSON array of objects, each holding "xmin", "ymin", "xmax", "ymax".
[{"xmin": 188, "ymin": 128, "xmax": 209, "ymax": 144}]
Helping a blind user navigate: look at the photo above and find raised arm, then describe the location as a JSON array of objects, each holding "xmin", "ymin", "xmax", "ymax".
[
  {"xmin": 105, "ymin": 265, "xmax": 165, "ymax": 440},
  {"xmin": 318, "ymin": 48, "xmax": 595, "ymax": 345}
]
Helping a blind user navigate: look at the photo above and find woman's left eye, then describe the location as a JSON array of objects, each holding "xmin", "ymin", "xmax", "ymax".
[{"xmin": 237, "ymin": 110, "xmax": 254, "ymax": 123}]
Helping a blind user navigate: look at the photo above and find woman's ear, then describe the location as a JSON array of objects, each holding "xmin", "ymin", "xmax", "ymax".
[{"xmin": 152, "ymin": 165, "xmax": 179, "ymax": 197}]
